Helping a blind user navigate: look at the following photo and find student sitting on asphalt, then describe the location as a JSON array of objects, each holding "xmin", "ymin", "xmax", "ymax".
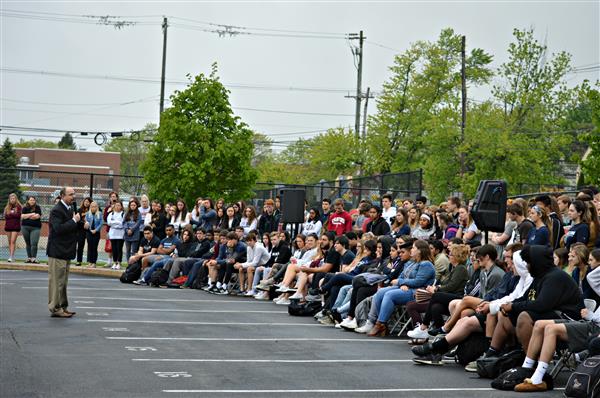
[{"xmin": 133, "ymin": 224, "xmax": 180, "ymax": 285}]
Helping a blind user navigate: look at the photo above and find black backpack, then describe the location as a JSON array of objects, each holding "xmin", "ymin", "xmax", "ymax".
[
  {"xmin": 455, "ymin": 332, "xmax": 489, "ymax": 367},
  {"xmin": 476, "ymin": 349, "xmax": 525, "ymax": 379},
  {"xmin": 120, "ymin": 262, "xmax": 141, "ymax": 284},
  {"xmin": 288, "ymin": 300, "xmax": 322, "ymax": 316},
  {"xmin": 565, "ymin": 356, "xmax": 600, "ymax": 398},
  {"xmin": 149, "ymin": 268, "xmax": 169, "ymax": 287}
]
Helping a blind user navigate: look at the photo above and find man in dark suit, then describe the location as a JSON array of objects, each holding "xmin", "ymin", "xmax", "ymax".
[{"xmin": 47, "ymin": 187, "xmax": 80, "ymax": 318}]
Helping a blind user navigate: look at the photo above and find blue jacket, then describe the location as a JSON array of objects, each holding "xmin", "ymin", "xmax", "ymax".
[
  {"xmin": 395, "ymin": 260, "xmax": 436, "ymax": 290},
  {"xmin": 85, "ymin": 212, "xmax": 104, "ymax": 232},
  {"xmin": 123, "ymin": 218, "xmax": 143, "ymax": 242}
]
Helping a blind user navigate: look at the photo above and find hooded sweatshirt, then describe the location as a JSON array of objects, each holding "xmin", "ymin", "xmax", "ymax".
[
  {"xmin": 511, "ymin": 245, "xmax": 583, "ymax": 320},
  {"xmin": 489, "ymin": 250, "xmax": 534, "ymax": 315}
]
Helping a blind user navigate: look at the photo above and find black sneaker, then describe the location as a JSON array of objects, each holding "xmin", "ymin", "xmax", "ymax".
[
  {"xmin": 308, "ymin": 287, "xmax": 321, "ymax": 296},
  {"xmin": 443, "ymin": 346, "xmax": 457, "ymax": 360},
  {"xmin": 330, "ymin": 309, "xmax": 343, "ymax": 324},
  {"xmin": 428, "ymin": 327, "xmax": 445, "ymax": 337},
  {"xmin": 208, "ymin": 285, "xmax": 219, "ymax": 294},
  {"xmin": 217, "ymin": 287, "xmax": 229, "ymax": 295},
  {"xmin": 413, "ymin": 353, "xmax": 443, "ymax": 366},
  {"xmin": 412, "ymin": 342, "xmax": 433, "ymax": 357},
  {"xmin": 305, "ymin": 294, "xmax": 321, "ymax": 302}
]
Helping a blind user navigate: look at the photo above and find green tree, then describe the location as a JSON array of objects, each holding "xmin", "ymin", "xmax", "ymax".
[
  {"xmin": 58, "ymin": 132, "xmax": 76, "ymax": 150},
  {"xmin": 13, "ymin": 139, "xmax": 58, "ymax": 149},
  {"xmin": 580, "ymin": 89, "xmax": 600, "ymax": 186},
  {"xmin": 104, "ymin": 123, "xmax": 156, "ymax": 195},
  {"xmin": 141, "ymin": 65, "xmax": 257, "ymax": 204},
  {"xmin": 0, "ymin": 139, "xmax": 22, "ymax": 201}
]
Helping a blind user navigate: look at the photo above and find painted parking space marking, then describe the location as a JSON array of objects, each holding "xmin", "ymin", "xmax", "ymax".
[
  {"xmin": 76, "ymin": 306, "xmax": 287, "ymax": 314},
  {"xmin": 74, "ymin": 300, "xmax": 95, "ymax": 304},
  {"xmin": 102, "ymin": 327, "xmax": 129, "ymax": 332},
  {"xmin": 89, "ymin": 320, "xmax": 326, "ymax": 327},
  {"xmin": 154, "ymin": 371, "xmax": 191, "ymax": 378},
  {"xmin": 108, "ymin": 337, "xmax": 409, "ymax": 342},
  {"xmin": 163, "ymin": 388, "xmax": 567, "ymax": 394},
  {"xmin": 134, "ymin": 358, "xmax": 416, "ymax": 363},
  {"xmin": 86, "ymin": 312, "xmax": 109, "ymax": 316},
  {"xmin": 71, "ymin": 296, "xmax": 273, "ymax": 304},
  {"xmin": 125, "ymin": 346, "xmax": 157, "ymax": 352}
]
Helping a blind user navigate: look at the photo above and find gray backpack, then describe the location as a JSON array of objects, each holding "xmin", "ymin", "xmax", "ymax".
[{"xmin": 565, "ymin": 356, "xmax": 600, "ymax": 398}]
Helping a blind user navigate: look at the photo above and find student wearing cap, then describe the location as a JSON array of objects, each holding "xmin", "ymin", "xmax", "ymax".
[{"xmin": 412, "ymin": 213, "xmax": 435, "ymax": 240}]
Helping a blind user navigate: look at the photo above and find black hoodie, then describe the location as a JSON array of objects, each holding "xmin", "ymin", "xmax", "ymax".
[{"xmin": 511, "ymin": 245, "xmax": 583, "ymax": 319}]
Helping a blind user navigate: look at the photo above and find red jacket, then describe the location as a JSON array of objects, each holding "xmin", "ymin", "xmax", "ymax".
[
  {"xmin": 327, "ymin": 211, "xmax": 353, "ymax": 236},
  {"xmin": 4, "ymin": 205, "xmax": 22, "ymax": 231}
]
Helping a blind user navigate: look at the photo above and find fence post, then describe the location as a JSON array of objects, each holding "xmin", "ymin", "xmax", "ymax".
[
  {"xmin": 89, "ymin": 173, "xmax": 94, "ymax": 200},
  {"xmin": 418, "ymin": 169, "xmax": 423, "ymax": 197}
]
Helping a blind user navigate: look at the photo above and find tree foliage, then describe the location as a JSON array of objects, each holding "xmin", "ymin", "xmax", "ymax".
[
  {"xmin": 13, "ymin": 139, "xmax": 58, "ymax": 149},
  {"xmin": 0, "ymin": 139, "xmax": 22, "ymax": 200},
  {"xmin": 580, "ymin": 89, "xmax": 600, "ymax": 186},
  {"xmin": 58, "ymin": 132, "xmax": 77, "ymax": 150},
  {"xmin": 141, "ymin": 64, "xmax": 256, "ymax": 204}
]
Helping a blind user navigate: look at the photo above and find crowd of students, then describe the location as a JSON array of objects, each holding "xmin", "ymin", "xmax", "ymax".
[{"xmin": 3, "ymin": 186, "xmax": 600, "ymax": 392}]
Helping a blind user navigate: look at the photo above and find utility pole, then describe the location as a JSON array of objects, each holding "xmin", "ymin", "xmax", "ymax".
[
  {"xmin": 460, "ymin": 35, "xmax": 466, "ymax": 178},
  {"xmin": 159, "ymin": 17, "xmax": 168, "ymax": 117},
  {"xmin": 361, "ymin": 87, "xmax": 371, "ymax": 140},
  {"xmin": 347, "ymin": 31, "xmax": 365, "ymax": 138}
]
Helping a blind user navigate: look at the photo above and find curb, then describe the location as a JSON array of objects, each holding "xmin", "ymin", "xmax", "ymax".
[{"xmin": 0, "ymin": 262, "xmax": 122, "ymax": 278}]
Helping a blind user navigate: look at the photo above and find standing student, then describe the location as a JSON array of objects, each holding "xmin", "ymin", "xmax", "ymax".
[
  {"xmin": 103, "ymin": 191, "xmax": 119, "ymax": 268},
  {"xmin": 21, "ymin": 195, "xmax": 42, "ymax": 263},
  {"xmin": 3, "ymin": 193, "xmax": 22, "ymax": 262},
  {"xmin": 107, "ymin": 201, "xmax": 125, "ymax": 270},
  {"xmin": 47, "ymin": 187, "xmax": 79, "ymax": 318},
  {"xmin": 84, "ymin": 201, "xmax": 103, "ymax": 268},
  {"xmin": 75, "ymin": 197, "xmax": 91, "ymax": 266},
  {"xmin": 124, "ymin": 198, "xmax": 142, "ymax": 260}
]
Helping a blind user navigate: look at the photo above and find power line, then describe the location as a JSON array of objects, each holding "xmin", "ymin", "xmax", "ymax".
[{"xmin": 233, "ymin": 106, "xmax": 354, "ymax": 117}]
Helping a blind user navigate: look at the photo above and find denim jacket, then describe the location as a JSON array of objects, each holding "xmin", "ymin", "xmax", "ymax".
[
  {"xmin": 395, "ymin": 260, "xmax": 436, "ymax": 290},
  {"xmin": 123, "ymin": 218, "xmax": 143, "ymax": 242},
  {"xmin": 85, "ymin": 212, "xmax": 104, "ymax": 233}
]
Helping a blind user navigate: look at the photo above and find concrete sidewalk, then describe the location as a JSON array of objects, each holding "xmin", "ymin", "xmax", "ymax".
[{"xmin": 0, "ymin": 261, "xmax": 122, "ymax": 278}]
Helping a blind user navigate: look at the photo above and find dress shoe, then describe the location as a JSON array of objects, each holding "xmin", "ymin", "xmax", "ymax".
[
  {"xmin": 367, "ymin": 321, "xmax": 388, "ymax": 337},
  {"xmin": 51, "ymin": 310, "xmax": 73, "ymax": 318},
  {"xmin": 63, "ymin": 309, "xmax": 77, "ymax": 316}
]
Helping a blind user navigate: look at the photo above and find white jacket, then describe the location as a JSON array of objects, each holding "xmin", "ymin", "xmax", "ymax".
[
  {"xmin": 241, "ymin": 243, "xmax": 270, "ymax": 268},
  {"xmin": 586, "ymin": 266, "xmax": 600, "ymax": 297},
  {"xmin": 107, "ymin": 211, "xmax": 125, "ymax": 240},
  {"xmin": 489, "ymin": 250, "xmax": 534, "ymax": 315}
]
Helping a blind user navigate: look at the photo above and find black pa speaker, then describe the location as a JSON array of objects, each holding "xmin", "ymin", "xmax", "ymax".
[
  {"xmin": 280, "ymin": 189, "xmax": 306, "ymax": 224},
  {"xmin": 471, "ymin": 180, "xmax": 507, "ymax": 233}
]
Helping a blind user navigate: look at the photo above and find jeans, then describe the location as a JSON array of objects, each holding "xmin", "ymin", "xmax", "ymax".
[
  {"xmin": 21, "ymin": 225, "xmax": 40, "ymax": 259},
  {"xmin": 142, "ymin": 257, "xmax": 171, "ymax": 281},
  {"xmin": 86, "ymin": 231, "xmax": 101, "ymax": 264},
  {"xmin": 332, "ymin": 284, "xmax": 352, "ymax": 315},
  {"xmin": 252, "ymin": 267, "xmax": 271, "ymax": 291},
  {"xmin": 184, "ymin": 259, "xmax": 208, "ymax": 288},
  {"xmin": 368, "ymin": 286, "xmax": 416, "ymax": 324},
  {"xmin": 76, "ymin": 228, "xmax": 86, "ymax": 263},
  {"xmin": 125, "ymin": 240, "xmax": 140, "ymax": 261}
]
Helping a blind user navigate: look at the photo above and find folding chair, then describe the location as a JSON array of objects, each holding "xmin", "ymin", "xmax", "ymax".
[{"xmin": 388, "ymin": 305, "xmax": 412, "ymax": 336}]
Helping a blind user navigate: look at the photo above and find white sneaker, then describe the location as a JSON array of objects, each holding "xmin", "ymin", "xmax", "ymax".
[
  {"xmin": 254, "ymin": 291, "xmax": 269, "ymax": 300},
  {"xmin": 340, "ymin": 317, "xmax": 358, "ymax": 330},
  {"xmin": 288, "ymin": 292, "xmax": 303, "ymax": 300},
  {"xmin": 407, "ymin": 324, "xmax": 430, "ymax": 339},
  {"xmin": 276, "ymin": 285, "xmax": 290, "ymax": 293},
  {"xmin": 355, "ymin": 320, "xmax": 374, "ymax": 334},
  {"xmin": 273, "ymin": 296, "xmax": 283, "ymax": 303},
  {"xmin": 7, "ymin": 258, "xmax": 13, "ymax": 263},
  {"xmin": 275, "ymin": 298, "xmax": 290, "ymax": 305},
  {"xmin": 245, "ymin": 290, "xmax": 256, "ymax": 297},
  {"xmin": 113, "ymin": 264, "xmax": 121, "ymax": 270}
]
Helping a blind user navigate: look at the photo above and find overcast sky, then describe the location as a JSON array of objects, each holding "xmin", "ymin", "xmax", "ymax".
[{"xmin": 1, "ymin": 0, "xmax": 598, "ymax": 152}]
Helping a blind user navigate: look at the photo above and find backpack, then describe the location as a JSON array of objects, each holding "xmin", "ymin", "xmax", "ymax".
[
  {"xmin": 455, "ymin": 332, "xmax": 489, "ymax": 367},
  {"xmin": 476, "ymin": 349, "xmax": 525, "ymax": 379},
  {"xmin": 171, "ymin": 275, "xmax": 188, "ymax": 286},
  {"xmin": 149, "ymin": 268, "xmax": 169, "ymax": 287},
  {"xmin": 120, "ymin": 262, "xmax": 141, "ymax": 284},
  {"xmin": 288, "ymin": 300, "xmax": 322, "ymax": 316},
  {"xmin": 565, "ymin": 356, "xmax": 600, "ymax": 398}
]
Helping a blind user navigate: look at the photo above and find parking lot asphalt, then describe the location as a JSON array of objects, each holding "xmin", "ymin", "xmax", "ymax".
[{"xmin": 1, "ymin": 270, "xmax": 565, "ymax": 397}]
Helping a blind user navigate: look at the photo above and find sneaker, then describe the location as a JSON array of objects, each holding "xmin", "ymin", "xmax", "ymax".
[
  {"xmin": 443, "ymin": 347, "xmax": 457, "ymax": 360},
  {"xmin": 412, "ymin": 342, "xmax": 433, "ymax": 357},
  {"xmin": 330, "ymin": 309, "xmax": 343, "ymax": 324},
  {"xmin": 428, "ymin": 327, "xmax": 445, "ymax": 337},
  {"xmin": 208, "ymin": 285, "xmax": 219, "ymax": 294},
  {"xmin": 276, "ymin": 285, "xmax": 290, "ymax": 293},
  {"xmin": 413, "ymin": 353, "xmax": 443, "ymax": 366},
  {"xmin": 217, "ymin": 287, "xmax": 229, "ymax": 295},
  {"xmin": 340, "ymin": 317, "xmax": 358, "ymax": 330},
  {"xmin": 7, "ymin": 258, "xmax": 13, "ymax": 263},
  {"xmin": 113, "ymin": 264, "xmax": 121, "ymax": 270},
  {"xmin": 202, "ymin": 284, "xmax": 213, "ymax": 291},
  {"xmin": 305, "ymin": 294, "xmax": 321, "ymax": 302},
  {"xmin": 288, "ymin": 292, "xmax": 303, "ymax": 300},
  {"xmin": 334, "ymin": 323, "xmax": 342, "ymax": 329},
  {"xmin": 464, "ymin": 360, "xmax": 478, "ymax": 372},
  {"xmin": 273, "ymin": 296, "xmax": 284, "ymax": 304},
  {"xmin": 31, "ymin": 259, "xmax": 40, "ymax": 264},
  {"xmin": 318, "ymin": 315, "xmax": 335, "ymax": 325},
  {"xmin": 254, "ymin": 291, "xmax": 269, "ymax": 300},
  {"xmin": 132, "ymin": 279, "xmax": 145, "ymax": 285},
  {"xmin": 308, "ymin": 287, "xmax": 321, "ymax": 296},
  {"xmin": 408, "ymin": 325, "xmax": 430, "ymax": 340},
  {"xmin": 355, "ymin": 320, "xmax": 374, "ymax": 334},
  {"xmin": 245, "ymin": 290, "xmax": 256, "ymax": 297},
  {"xmin": 275, "ymin": 298, "xmax": 290, "ymax": 305}
]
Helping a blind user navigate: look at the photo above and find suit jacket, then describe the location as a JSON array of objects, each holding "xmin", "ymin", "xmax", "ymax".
[{"xmin": 47, "ymin": 202, "xmax": 78, "ymax": 260}]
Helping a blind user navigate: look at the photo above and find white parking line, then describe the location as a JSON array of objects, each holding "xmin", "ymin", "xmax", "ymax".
[
  {"xmin": 163, "ymin": 388, "xmax": 566, "ymax": 393},
  {"xmin": 108, "ymin": 337, "xmax": 409, "ymax": 342},
  {"xmin": 88, "ymin": 320, "xmax": 325, "ymax": 327},
  {"xmin": 72, "ymin": 296, "xmax": 272, "ymax": 304},
  {"xmin": 2, "ymin": 278, "xmax": 114, "ymax": 281},
  {"xmin": 76, "ymin": 306, "xmax": 286, "ymax": 314},
  {"xmin": 0, "ymin": 282, "xmax": 15, "ymax": 285},
  {"xmin": 23, "ymin": 287, "xmax": 144, "ymax": 291},
  {"xmin": 135, "ymin": 358, "xmax": 416, "ymax": 363}
]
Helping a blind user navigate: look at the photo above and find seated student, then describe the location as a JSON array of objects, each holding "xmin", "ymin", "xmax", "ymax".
[
  {"xmin": 253, "ymin": 232, "xmax": 292, "ymax": 299},
  {"xmin": 563, "ymin": 200, "xmax": 590, "ymax": 250},
  {"xmin": 436, "ymin": 212, "xmax": 460, "ymax": 241},
  {"xmin": 363, "ymin": 240, "xmax": 435, "ymax": 337},
  {"xmin": 207, "ymin": 231, "xmax": 247, "ymax": 294},
  {"xmin": 430, "ymin": 245, "xmax": 505, "ymax": 334},
  {"xmin": 133, "ymin": 224, "xmax": 181, "ymax": 285},
  {"xmin": 166, "ymin": 228, "xmax": 212, "ymax": 285},
  {"xmin": 127, "ymin": 226, "xmax": 160, "ymax": 270},
  {"xmin": 406, "ymin": 243, "xmax": 471, "ymax": 340},
  {"xmin": 267, "ymin": 234, "xmax": 318, "ymax": 298},
  {"xmin": 302, "ymin": 207, "xmax": 323, "ymax": 236},
  {"xmin": 146, "ymin": 229, "xmax": 196, "ymax": 286},
  {"xmin": 239, "ymin": 206, "xmax": 258, "ymax": 237},
  {"xmin": 233, "ymin": 232, "xmax": 270, "ymax": 296},
  {"xmin": 512, "ymin": 249, "xmax": 600, "ymax": 392},
  {"xmin": 526, "ymin": 205, "xmax": 552, "ymax": 246},
  {"xmin": 189, "ymin": 230, "xmax": 227, "ymax": 290},
  {"xmin": 570, "ymin": 243, "xmax": 599, "ymax": 304},
  {"xmin": 429, "ymin": 240, "xmax": 450, "ymax": 282},
  {"xmin": 413, "ymin": 245, "xmax": 582, "ymax": 366},
  {"xmin": 390, "ymin": 208, "xmax": 411, "ymax": 239},
  {"xmin": 456, "ymin": 206, "xmax": 482, "ymax": 245},
  {"xmin": 364, "ymin": 205, "xmax": 391, "ymax": 237},
  {"xmin": 553, "ymin": 247, "xmax": 569, "ymax": 273},
  {"xmin": 411, "ymin": 214, "xmax": 435, "ymax": 240},
  {"xmin": 304, "ymin": 236, "xmax": 362, "ymax": 304},
  {"xmin": 534, "ymin": 194, "xmax": 564, "ymax": 249}
]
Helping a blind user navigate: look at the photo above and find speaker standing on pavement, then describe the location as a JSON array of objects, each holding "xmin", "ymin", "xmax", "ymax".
[{"xmin": 47, "ymin": 187, "xmax": 79, "ymax": 318}]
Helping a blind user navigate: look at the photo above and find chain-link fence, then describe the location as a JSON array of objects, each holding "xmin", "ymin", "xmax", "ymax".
[{"xmin": 252, "ymin": 170, "xmax": 424, "ymax": 210}]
